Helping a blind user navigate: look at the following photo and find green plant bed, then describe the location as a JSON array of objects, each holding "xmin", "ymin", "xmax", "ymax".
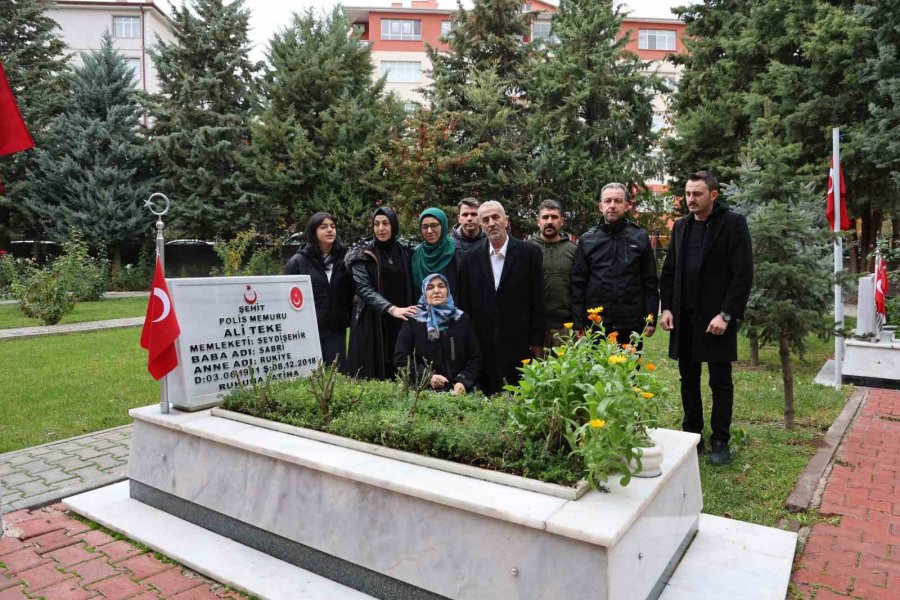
[
  {"xmin": 0, "ymin": 297, "xmax": 147, "ymax": 329},
  {"xmin": 220, "ymin": 374, "xmax": 585, "ymax": 486}
]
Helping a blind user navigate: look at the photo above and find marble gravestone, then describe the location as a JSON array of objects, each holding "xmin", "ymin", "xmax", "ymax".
[{"xmin": 165, "ymin": 275, "xmax": 322, "ymax": 411}]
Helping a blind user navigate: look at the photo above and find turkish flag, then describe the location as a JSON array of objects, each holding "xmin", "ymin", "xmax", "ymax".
[
  {"xmin": 875, "ymin": 259, "xmax": 889, "ymax": 318},
  {"xmin": 0, "ymin": 61, "xmax": 35, "ymax": 194},
  {"xmin": 826, "ymin": 160, "xmax": 850, "ymax": 231},
  {"xmin": 140, "ymin": 257, "xmax": 181, "ymax": 380}
]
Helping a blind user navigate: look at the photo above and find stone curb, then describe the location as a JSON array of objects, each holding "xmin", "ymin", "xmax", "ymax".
[
  {"xmin": 0, "ymin": 424, "xmax": 132, "ymax": 461},
  {"xmin": 0, "ymin": 316, "xmax": 143, "ymax": 341},
  {"xmin": 785, "ymin": 386, "xmax": 867, "ymax": 513},
  {"xmin": 3, "ymin": 471, "xmax": 127, "ymax": 512}
]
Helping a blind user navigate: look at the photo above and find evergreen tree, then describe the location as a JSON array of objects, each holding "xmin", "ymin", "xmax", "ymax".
[
  {"xmin": 725, "ymin": 114, "xmax": 831, "ymax": 428},
  {"xmin": 24, "ymin": 33, "xmax": 152, "ymax": 269},
  {"xmin": 0, "ymin": 0, "xmax": 69, "ymax": 250},
  {"xmin": 526, "ymin": 0, "xmax": 659, "ymax": 233},
  {"xmin": 243, "ymin": 8, "xmax": 404, "ymax": 242},
  {"xmin": 146, "ymin": 0, "xmax": 260, "ymax": 240}
]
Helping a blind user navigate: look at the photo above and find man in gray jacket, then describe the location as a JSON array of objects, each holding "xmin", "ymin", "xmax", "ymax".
[
  {"xmin": 451, "ymin": 198, "xmax": 485, "ymax": 252},
  {"xmin": 531, "ymin": 199, "xmax": 578, "ymax": 347}
]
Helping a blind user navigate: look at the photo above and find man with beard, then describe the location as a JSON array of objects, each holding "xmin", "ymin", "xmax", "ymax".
[
  {"xmin": 530, "ymin": 199, "xmax": 578, "ymax": 347},
  {"xmin": 450, "ymin": 197, "xmax": 485, "ymax": 252},
  {"xmin": 570, "ymin": 183, "xmax": 659, "ymax": 347},
  {"xmin": 458, "ymin": 201, "xmax": 544, "ymax": 395}
]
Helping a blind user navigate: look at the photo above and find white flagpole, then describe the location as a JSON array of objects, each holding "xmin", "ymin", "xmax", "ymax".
[{"xmin": 832, "ymin": 128, "xmax": 844, "ymax": 388}]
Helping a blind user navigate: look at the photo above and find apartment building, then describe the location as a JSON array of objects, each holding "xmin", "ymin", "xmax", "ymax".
[{"xmin": 48, "ymin": 0, "xmax": 174, "ymax": 94}]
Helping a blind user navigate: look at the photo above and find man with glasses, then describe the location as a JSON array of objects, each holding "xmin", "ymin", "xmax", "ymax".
[{"xmin": 570, "ymin": 182, "xmax": 659, "ymax": 347}]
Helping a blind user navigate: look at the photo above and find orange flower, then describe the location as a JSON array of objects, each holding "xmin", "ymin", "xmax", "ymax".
[
  {"xmin": 645, "ymin": 362, "xmax": 657, "ymax": 371},
  {"xmin": 607, "ymin": 331, "xmax": 619, "ymax": 344},
  {"xmin": 641, "ymin": 392, "xmax": 655, "ymax": 399},
  {"xmin": 587, "ymin": 313, "xmax": 603, "ymax": 324},
  {"xmin": 622, "ymin": 343, "xmax": 637, "ymax": 354}
]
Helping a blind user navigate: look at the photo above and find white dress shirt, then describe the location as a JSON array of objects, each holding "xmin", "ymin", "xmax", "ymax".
[{"xmin": 489, "ymin": 236, "xmax": 509, "ymax": 290}]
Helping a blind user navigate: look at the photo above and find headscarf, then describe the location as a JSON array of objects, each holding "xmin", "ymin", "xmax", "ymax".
[
  {"xmin": 412, "ymin": 273, "xmax": 463, "ymax": 340},
  {"xmin": 372, "ymin": 206, "xmax": 400, "ymax": 251},
  {"xmin": 411, "ymin": 207, "xmax": 457, "ymax": 287}
]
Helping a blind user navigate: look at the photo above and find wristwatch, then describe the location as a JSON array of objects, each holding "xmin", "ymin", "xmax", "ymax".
[{"xmin": 718, "ymin": 312, "xmax": 732, "ymax": 323}]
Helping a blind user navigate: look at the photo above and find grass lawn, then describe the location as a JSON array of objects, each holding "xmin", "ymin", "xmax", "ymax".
[
  {"xmin": 0, "ymin": 315, "xmax": 851, "ymax": 530},
  {"xmin": 0, "ymin": 327, "xmax": 157, "ymax": 453},
  {"xmin": 640, "ymin": 328, "xmax": 850, "ymax": 528},
  {"xmin": 0, "ymin": 297, "xmax": 147, "ymax": 329}
]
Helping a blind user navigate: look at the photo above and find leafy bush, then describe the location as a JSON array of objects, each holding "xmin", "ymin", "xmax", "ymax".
[
  {"xmin": 0, "ymin": 251, "xmax": 30, "ymax": 298},
  {"xmin": 507, "ymin": 311, "xmax": 672, "ymax": 488},
  {"xmin": 11, "ymin": 264, "xmax": 75, "ymax": 325},
  {"xmin": 54, "ymin": 234, "xmax": 110, "ymax": 300},
  {"xmin": 221, "ymin": 369, "xmax": 583, "ymax": 486},
  {"xmin": 110, "ymin": 247, "xmax": 154, "ymax": 291},
  {"xmin": 887, "ymin": 295, "xmax": 900, "ymax": 326},
  {"xmin": 212, "ymin": 228, "xmax": 282, "ymax": 276}
]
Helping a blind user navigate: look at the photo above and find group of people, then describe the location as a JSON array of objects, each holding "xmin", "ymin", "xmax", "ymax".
[{"xmin": 285, "ymin": 171, "xmax": 753, "ymax": 466}]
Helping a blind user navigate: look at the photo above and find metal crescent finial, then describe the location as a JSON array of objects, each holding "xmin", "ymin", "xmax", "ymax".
[{"xmin": 144, "ymin": 192, "xmax": 171, "ymax": 217}]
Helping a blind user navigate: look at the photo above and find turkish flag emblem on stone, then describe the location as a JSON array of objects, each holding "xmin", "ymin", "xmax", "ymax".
[{"xmin": 289, "ymin": 286, "xmax": 304, "ymax": 310}]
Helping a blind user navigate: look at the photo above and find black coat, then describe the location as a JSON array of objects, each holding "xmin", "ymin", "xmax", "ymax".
[
  {"xmin": 284, "ymin": 243, "xmax": 353, "ymax": 334},
  {"xmin": 345, "ymin": 240, "xmax": 415, "ymax": 379},
  {"xmin": 570, "ymin": 220, "xmax": 659, "ymax": 332},
  {"xmin": 659, "ymin": 204, "xmax": 753, "ymax": 363},
  {"xmin": 393, "ymin": 314, "xmax": 482, "ymax": 392},
  {"xmin": 458, "ymin": 237, "xmax": 545, "ymax": 396}
]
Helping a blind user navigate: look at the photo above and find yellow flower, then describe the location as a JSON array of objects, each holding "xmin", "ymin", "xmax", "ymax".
[
  {"xmin": 589, "ymin": 419, "xmax": 606, "ymax": 429},
  {"xmin": 645, "ymin": 362, "xmax": 657, "ymax": 371},
  {"xmin": 563, "ymin": 322, "xmax": 573, "ymax": 329},
  {"xmin": 587, "ymin": 306, "xmax": 604, "ymax": 315},
  {"xmin": 607, "ymin": 355, "xmax": 627, "ymax": 365},
  {"xmin": 521, "ymin": 358, "xmax": 531, "ymax": 366},
  {"xmin": 646, "ymin": 313, "xmax": 655, "ymax": 324},
  {"xmin": 555, "ymin": 347, "xmax": 566, "ymax": 357},
  {"xmin": 632, "ymin": 386, "xmax": 641, "ymax": 393},
  {"xmin": 641, "ymin": 392, "xmax": 655, "ymax": 399}
]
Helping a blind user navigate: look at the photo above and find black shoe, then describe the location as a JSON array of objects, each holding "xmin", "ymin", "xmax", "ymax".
[
  {"xmin": 696, "ymin": 438, "xmax": 704, "ymax": 455},
  {"xmin": 709, "ymin": 441, "xmax": 731, "ymax": 466}
]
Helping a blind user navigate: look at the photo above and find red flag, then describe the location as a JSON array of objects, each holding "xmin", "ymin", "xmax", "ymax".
[
  {"xmin": 875, "ymin": 259, "xmax": 889, "ymax": 318},
  {"xmin": 0, "ymin": 61, "xmax": 35, "ymax": 194},
  {"xmin": 826, "ymin": 159, "xmax": 850, "ymax": 231},
  {"xmin": 141, "ymin": 258, "xmax": 181, "ymax": 380}
]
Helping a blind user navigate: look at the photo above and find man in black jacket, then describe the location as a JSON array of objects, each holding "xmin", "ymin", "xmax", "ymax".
[
  {"xmin": 458, "ymin": 200, "xmax": 544, "ymax": 396},
  {"xmin": 450, "ymin": 198, "xmax": 485, "ymax": 252},
  {"xmin": 659, "ymin": 171, "xmax": 753, "ymax": 466},
  {"xmin": 570, "ymin": 183, "xmax": 659, "ymax": 345}
]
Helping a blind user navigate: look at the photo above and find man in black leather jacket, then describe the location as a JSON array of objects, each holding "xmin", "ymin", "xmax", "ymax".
[{"xmin": 570, "ymin": 183, "xmax": 659, "ymax": 344}]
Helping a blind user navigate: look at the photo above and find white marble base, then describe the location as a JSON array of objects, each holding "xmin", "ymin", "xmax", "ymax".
[
  {"xmin": 64, "ymin": 485, "xmax": 797, "ymax": 600},
  {"xmin": 63, "ymin": 482, "xmax": 374, "ymax": 600},
  {"xmin": 842, "ymin": 339, "xmax": 900, "ymax": 382},
  {"xmin": 124, "ymin": 405, "xmax": 704, "ymax": 600}
]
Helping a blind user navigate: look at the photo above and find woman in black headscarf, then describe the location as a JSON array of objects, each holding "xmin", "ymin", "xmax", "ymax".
[
  {"xmin": 284, "ymin": 212, "xmax": 354, "ymax": 371},
  {"xmin": 346, "ymin": 207, "xmax": 417, "ymax": 380}
]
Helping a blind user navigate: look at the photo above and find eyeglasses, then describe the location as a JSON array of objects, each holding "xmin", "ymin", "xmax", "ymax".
[{"xmin": 421, "ymin": 223, "xmax": 441, "ymax": 231}]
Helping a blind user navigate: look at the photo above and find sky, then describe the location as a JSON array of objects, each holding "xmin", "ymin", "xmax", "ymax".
[{"xmin": 241, "ymin": 0, "xmax": 690, "ymax": 62}]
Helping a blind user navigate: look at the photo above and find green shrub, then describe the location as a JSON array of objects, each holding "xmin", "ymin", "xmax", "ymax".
[
  {"xmin": 0, "ymin": 252, "xmax": 29, "ymax": 298},
  {"xmin": 110, "ymin": 247, "xmax": 154, "ymax": 291},
  {"xmin": 54, "ymin": 234, "xmax": 110, "ymax": 301},
  {"xmin": 11, "ymin": 265, "xmax": 75, "ymax": 325},
  {"xmin": 887, "ymin": 295, "xmax": 900, "ymax": 326},
  {"xmin": 212, "ymin": 228, "xmax": 282, "ymax": 276}
]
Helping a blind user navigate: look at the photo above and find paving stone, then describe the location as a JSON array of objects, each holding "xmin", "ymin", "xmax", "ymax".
[
  {"xmin": 87, "ymin": 440, "xmax": 117, "ymax": 452},
  {"xmin": 87, "ymin": 573, "xmax": 147, "ymax": 600},
  {"xmin": 1, "ymin": 548, "xmax": 48, "ymax": 572},
  {"xmin": 98, "ymin": 540, "xmax": 144, "ymax": 563},
  {"xmin": 45, "ymin": 543, "xmax": 101, "ymax": 568},
  {"xmin": 91, "ymin": 455, "xmax": 126, "ymax": 471},
  {"xmin": 172, "ymin": 586, "xmax": 221, "ymax": 600},
  {"xmin": 30, "ymin": 529, "xmax": 80, "ymax": 554},
  {"xmin": 77, "ymin": 530, "xmax": 115, "ymax": 549},
  {"xmin": 38, "ymin": 451, "xmax": 69, "ymax": 464},
  {"xmin": 120, "ymin": 554, "xmax": 171, "ymax": 580},
  {"xmin": 131, "ymin": 591, "xmax": 163, "ymax": 600},
  {"xmin": 17, "ymin": 562, "xmax": 68, "ymax": 592},
  {"xmin": 72, "ymin": 447, "xmax": 106, "ymax": 461},
  {"xmin": 32, "ymin": 577, "xmax": 94, "ymax": 600},
  {"xmin": 66, "ymin": 556, "xmax": 120, "ymax": 585},
  {"xmin": 3, "ymin": 456, "xmax": 36, "ymax": 468},
  {"xmin": 0, "ymin": 465, "xmax": 19, "ymax": 478},
  {"xmin": 0, "ymin": 585, "xmax": 28, "ymax": 600},
  {"xmin": 0, "ymin": 473, "xmax": 35, "ymax": 487},
  {"xmin": 69, "ymin": 466, "xmax": 105, "ymax": 481},
  {"xmin": 15, "ymin": 460, "xmax": 54, "ymax": 475},
  {"xmin": 0, "ymin": 537, "xmax": 25, "ymax": 557},
  {"xmin": 16, "ymin": 513, "xmax": 67, "ymax": 539},
  {"xmin": 0, "ymin": 573, "xmax": 18, "ymax": 591},
  {"xmin": 144, "ymin": 568, "xmax": 204, "ymax": 596},
  {"xmin": 14, "ymin": 480, "xmax": 53, "ymax": 497},
  {"xmin": 37, "ymin": 468, "xmax": 79, "ymax": 485},
  {"xmin": 55, "ymin": 456, "xmax": 91, "ymax": 471}
]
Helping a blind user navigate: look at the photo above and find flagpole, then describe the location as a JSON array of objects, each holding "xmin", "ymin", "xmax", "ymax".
[
  {"xmin": 146, "ymin": 193, "xmax": 171, "ymax": 413},
  {"xmin": 832, "ymin": 128, "xmax": 844, "ymax": 388}
]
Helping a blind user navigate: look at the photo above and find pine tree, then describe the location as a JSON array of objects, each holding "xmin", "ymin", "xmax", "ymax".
[
  {"xmin": 0, "ymin": 0, "xmax": 69, "ymax": 250},
  {"xmin": 243, "ymin": 8, "xmax": 404, "ymax": 241},
  {"xmin": 146, "ymin": 0, "xmax": 260, "ymax": 240},
  {"xmin": 526, "ymin": 0, "xmax": 659, "ymax": 233},
  {"xmin": 725, "ymin": 114, "xmax": 831, "ymax": 428},
  {"xmin": 24, "ymin": 33, "xmax": 153, "ymax": 269}
]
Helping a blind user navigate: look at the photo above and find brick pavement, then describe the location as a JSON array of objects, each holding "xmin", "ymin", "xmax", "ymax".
[
  {"xmin": 0, "ymin": 504, "xmax": 245, "ymax": 599},
  {"xmin": 1, "ymin": 427, "xmax": 132, "ymax": 514},
  {"xmin": 792, "ymin": 388, "xmax": 900, "ymax": 599}
]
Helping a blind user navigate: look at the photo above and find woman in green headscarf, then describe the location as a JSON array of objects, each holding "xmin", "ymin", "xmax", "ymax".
[{"xmin": 411, "ymin": 207, "xmax": 462, "ymax": 297}]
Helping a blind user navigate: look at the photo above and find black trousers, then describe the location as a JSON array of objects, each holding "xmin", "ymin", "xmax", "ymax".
[
  {"xmin": 320, "ymin": 330, "xmax": 347, "ymax": 373},
  {"xmin": 677, "ymin": 312, "xmax": 734, "ymax": 444}
]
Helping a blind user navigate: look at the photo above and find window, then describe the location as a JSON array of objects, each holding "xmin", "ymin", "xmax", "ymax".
[
  {"xmin": 380, "ymin": 61, "xmax": 422, "ymax": 83},
  {"xmin": 125, "ymin": 57, "xmax": 142, "ymax": 84},
  {"xmin": 521, "ymin": 3, "xmax": 532, "ymax": 12},
  {"xmin": 381, "ymin": 19, "xmax": 422, "ymax": 41},
  {"xmin": 440, "ymin": 20, "xmax": 453, "ymax": 38},
  {"xmin": 113, "ymin": 16, "xmax": 141, "ymax": 39},
  {"xmin": 531, "ymin": 22, "xmax": 556, "ymax": 43},
  {"xmin": 639, "ymin": 29, "xmax": 676, "ymax": 51}
]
